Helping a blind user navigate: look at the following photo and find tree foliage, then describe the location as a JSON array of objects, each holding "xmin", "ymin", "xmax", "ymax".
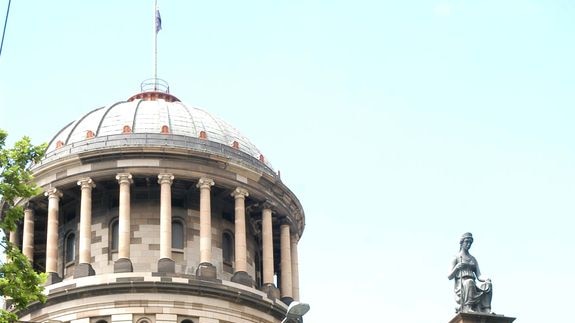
[{"xmin": 0, "ymin": 129, "xmax": 47, "ymax": 322}]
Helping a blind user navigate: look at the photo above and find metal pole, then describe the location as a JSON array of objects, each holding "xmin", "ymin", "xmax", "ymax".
[
  {"xmin": 0, "ymin": 0, "xmax": 12, "ymax": 58},
  {"xmin": 154, "ymin": 0, "xmax": 158, "ymax": 90}
]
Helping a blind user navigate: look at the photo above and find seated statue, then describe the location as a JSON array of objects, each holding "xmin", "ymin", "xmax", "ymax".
[{"xmin": 448, "ymin": 232, "xmax": 493, "ymax": 313}]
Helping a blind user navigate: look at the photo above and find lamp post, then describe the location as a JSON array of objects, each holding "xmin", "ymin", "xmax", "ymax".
[{"xmin": 281, "ymin": 301, "xmax": 310, "ymax": 323}]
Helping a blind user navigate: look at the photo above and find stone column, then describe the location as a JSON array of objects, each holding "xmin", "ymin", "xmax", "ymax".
[
  {"xmin": 196, "ymin": 177, "xmax": 216, "ymax": 279},
  {"xmin": 75, "ymin": 178, "xmax": 95, "ymax": 277},
  {"xmin": 9, "ymin": 227, "xmax": 18, "ymax": 246},
  {"xmin": 291, "ymin": 233, "xmax": 300, "ymax": 301},
  {"xmin": 45, "ymin": 188, "xmax": 63, "ymax": 284},
  {"xmin": 158, "ymin": 173, "xmax": 175, "ymax": 273},
  {"xmin": 231, "ymin": 187, "xmax": 252, "ymax": 286},
  {"xmin": 22, "ymin": 207, "xmax": 34, "ymax": 261},
  {"xmin": 280, "ymin": 223, "xmax": 293, "ymax": 304},
  {"xmin": 261, "ymin": 205, "xmax": 279, "ymax": 299},
  {"xmin": 114, "ymin": 173, "xmax": 133, "ymax": 273}
]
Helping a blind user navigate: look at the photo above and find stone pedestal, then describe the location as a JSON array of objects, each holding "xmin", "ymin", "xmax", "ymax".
[
  {"xmin": 196, "ymin": 262, "xmax": 217, "ymax": 280},
  {"xmin": 450, "ymin": 312, "xmax": 516, "ymax": 323},
  {"xmin": 231, "ymin": 271, "xmax": 254, "ymax": 287},
  {"xmin": 74, "ymin": 263, "xmax": 95, "ymax": 278},
  {"xmin": 280, "ymin": 296, "xmax": 294, "ymax": 306},
  {"xmin": 44, "ymin": 272, "xmax": 62, "ymax": 285},
  {"xmin": 158, "ymin": 258, "xmax": 176, "ymax": 273},
  {"xmin": 114, "ymin": 258, "xmax": 133, "ymax": 273},
  {"xmin": 262, "ymin": 283, "xmax": 280, "ymax": 300}
]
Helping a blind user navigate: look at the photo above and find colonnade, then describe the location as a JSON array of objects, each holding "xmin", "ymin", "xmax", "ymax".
[{"xmin": 10, "ymin": 173, "xmax": 300, "ymax": 300}]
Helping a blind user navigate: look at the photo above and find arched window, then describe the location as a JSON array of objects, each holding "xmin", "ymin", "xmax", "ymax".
[
  {"xmin": 110, "ymin": 219, "xmax": 119, "ymax": 251},
  {"xmin": 172, "ymin": 220, "xmax": 184, "ymax": 249},
  {"xmin": 222, "ymin": 231, "xmax": 234, "ymax": 265},
  {"xmin": 65, "ymin": 232, "xmax": 76, "ymax": 264}
]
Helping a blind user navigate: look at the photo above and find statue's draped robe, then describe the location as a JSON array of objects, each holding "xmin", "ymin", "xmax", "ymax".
[{"xmin": 453, "ymin": 254, "xmax": 492, "ymax": 312}]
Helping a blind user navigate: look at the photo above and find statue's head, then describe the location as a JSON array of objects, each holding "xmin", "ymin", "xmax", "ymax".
[{"xmin": 459, "ymin": 232, "xmax": 474, "ymax": 249}]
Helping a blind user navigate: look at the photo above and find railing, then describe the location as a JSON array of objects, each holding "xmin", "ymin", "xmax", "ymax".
[
  {"xmin": 34, "ymin": 133, "xmax": 276, "ymax": 178},
  {"xmin": 140, "ymin": 78, "xmax": 170, "ymax": 93}
]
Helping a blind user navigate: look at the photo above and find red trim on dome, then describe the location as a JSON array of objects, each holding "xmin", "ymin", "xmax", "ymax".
[{"xmin": 127, "ymin": 91, "xmax": 181, "ymax": 102}]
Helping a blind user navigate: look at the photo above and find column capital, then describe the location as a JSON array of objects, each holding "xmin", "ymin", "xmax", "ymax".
[
  {"xmin": 44, "ymin": 188, "xmax": 63, "ymax": 199},
  {"xmin": 158, "ymin": 173, "xmax": 175, "ymax": 185},
  {"xmin": 279, "ymin": 218, "xmax": 295, "ymax": 231},
  {"xmin": 231, "ymin": 187, "xmax": 249, "ymax": 199},
  {"xmin": 262, "ymin": 200, "xmax": 277, "ymax": 211},
  {"xmin": 24, "ymin": 201, "xmax": 36, "ymax": 210},
  {"xmin": 77, "ymin": 177, "xmax": 96, "ymax": 189},
  {"xmin": 116, "ymin": 173, "xmax": 133, "ymax": 185},
  {"xmin": 196, "ymin": 177, "xmax": 214, "ymax": 189},
  {"xmin": 291, "ymin": 232, "xmax": 300, "ymax": 241}
]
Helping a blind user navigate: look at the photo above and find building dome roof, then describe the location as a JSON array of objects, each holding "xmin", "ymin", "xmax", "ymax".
[{"xmin": 44, "ymin": 90, "xmax": 273, "ymax": 171}]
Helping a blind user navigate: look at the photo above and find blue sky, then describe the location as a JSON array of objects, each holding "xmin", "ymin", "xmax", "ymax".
[{"xmin": 1, "ymin": 1, "xmax": 574, "ymax": 322}]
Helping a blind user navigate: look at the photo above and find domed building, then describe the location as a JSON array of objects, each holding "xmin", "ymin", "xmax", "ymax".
[{"xmin": 8, "ymin": 82, "xmax": 305, "ymax": 323}]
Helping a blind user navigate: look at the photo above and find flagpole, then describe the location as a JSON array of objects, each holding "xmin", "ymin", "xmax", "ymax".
[{"xmin": 154, "ymin": 0, "xmax": 158, "ymax": 90}]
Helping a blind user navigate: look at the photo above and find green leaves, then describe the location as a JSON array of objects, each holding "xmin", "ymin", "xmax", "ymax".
[
  {"xmin": 0, "ymin": 241, "xmax": 47, "ymax": 309},
  {"xmin": 0, "ymin": 131, "xmax": 46, "ymax": 203},
  {"xmin": 0, "ymin": 130, "xmax": 47, "ymax": 322}
]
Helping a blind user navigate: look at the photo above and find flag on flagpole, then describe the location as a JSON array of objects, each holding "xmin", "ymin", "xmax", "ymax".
[{"xmin": 155, "ymin": 9, "xmax": 162, "ymax": 33}]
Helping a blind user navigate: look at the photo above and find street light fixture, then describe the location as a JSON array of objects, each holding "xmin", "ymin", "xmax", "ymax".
[{"xmin": 281, "ymin": 301, "xmax": 310, "ymax": 323}]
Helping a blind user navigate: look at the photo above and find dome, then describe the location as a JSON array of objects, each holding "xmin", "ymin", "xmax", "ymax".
[
  {"xmin": 44, "ymin": 90, "xmax": 273, "ymax": 172},
  {"xmin": 15, "ymin": 88, "xmax": 305, "ymax": 323}
]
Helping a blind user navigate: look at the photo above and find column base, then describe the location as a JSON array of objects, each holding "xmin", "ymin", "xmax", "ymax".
[
  {"xmin": 449, "ymin": 312, "xmax": 516, "ymax": 323},
  {"xmin": 158, "ymin": 258, "xmax": 176, "ymax": 273},
  {"xmin": 44, "ymin": 272, "xmax": 62, "ymax": 285},
  {"xmin": 114, "ymin": 258, "xmax": 133, "ymax": 273},
  {"xmin": 231, "ymin": 271, "xmax": 254, "ymax": 287},
  {"xmin": 196, "ymin": 262, "xmax": 217, "ymax": 280},
  {"xmin": 74, "ymin": 263, "xmax": 95, "ymax": 278},
  {"xmin": 261, "ymin": 283, "xmax": 280, "ymax": 300}
]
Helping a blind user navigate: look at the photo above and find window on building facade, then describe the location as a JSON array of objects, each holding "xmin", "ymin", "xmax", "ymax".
[
  {"xmin": 110, "ymin": 219, "xmax": 119, "ymax": 251},
  {"xmin": 172, "ymin": 220, "xmax": 184, "ymax": 249},
  {"xmin": 255, "ymin": 251, "xmax": 262, "ymax": 288},
  {"xmin": 65, "ymin": 232, "xmax": 76, "ymax": 264},
  {"xmin": 222, "ymin": 231, "xmax": 234, "ymax": 265}
]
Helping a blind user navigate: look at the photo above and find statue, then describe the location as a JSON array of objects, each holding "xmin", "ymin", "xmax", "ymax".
[{"xmin": 448, "ymin": 232, "xmax": 493, "ymax": 313}]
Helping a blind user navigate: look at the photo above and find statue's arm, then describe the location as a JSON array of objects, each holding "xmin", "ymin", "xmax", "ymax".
[
  {"xmin": 474, "ymin": 262, "xmax": 489, "ymax": 282},
  {"xmin": 447, "ymin": 258, "xmax": 460, "ymax": 280}
]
